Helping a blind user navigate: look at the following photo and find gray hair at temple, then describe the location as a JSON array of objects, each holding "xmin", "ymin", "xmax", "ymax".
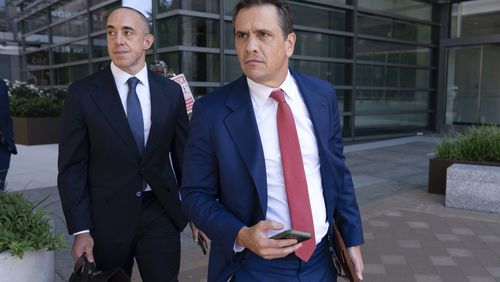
[{"xmin": 233, "ymin": 0, "xmax": 294, "ymax": 39}]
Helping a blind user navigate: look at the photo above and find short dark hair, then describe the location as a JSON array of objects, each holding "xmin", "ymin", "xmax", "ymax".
[{"xmin": 233, "ymin": 0, "xmax": 294, "ymax": 38}]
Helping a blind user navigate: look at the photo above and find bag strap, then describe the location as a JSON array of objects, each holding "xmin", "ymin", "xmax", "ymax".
[{"xmin": 74, "ymin": 253, "xmax": 99, "ymax": 282}]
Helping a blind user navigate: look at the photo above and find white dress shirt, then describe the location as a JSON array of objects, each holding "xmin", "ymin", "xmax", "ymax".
[{"xmin": 248, "ymin": 71, "xmax": 329, "ymax": 245}]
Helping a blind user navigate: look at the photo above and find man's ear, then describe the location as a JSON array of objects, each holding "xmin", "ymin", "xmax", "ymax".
[
  {"xmin": 143, "ymin": 34, "xmax": 155, "ymax": 50},
  {"xmin": 286, "ymin": 32, "xmax": 296, "ymax": 58}
]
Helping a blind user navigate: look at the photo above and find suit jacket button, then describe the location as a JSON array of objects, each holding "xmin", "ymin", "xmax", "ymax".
[{"xmin": 136, "ymin": 191, "xmax": 142, "ymax": 197}]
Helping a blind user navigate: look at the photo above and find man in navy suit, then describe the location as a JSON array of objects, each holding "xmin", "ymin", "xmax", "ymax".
[
  {"xmin": 181, "ymin": 0, "xmax": 364, "ymax": 281},
  {"xmin": 57, "ymin": 7, "xmax": 206, "ymax": 281},
  {"xmin": 0, "ymin": 79, "xmax": 17, "ymax": 191}
]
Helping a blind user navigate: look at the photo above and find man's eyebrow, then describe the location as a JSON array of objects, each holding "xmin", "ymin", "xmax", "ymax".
[{"xmin": 105, "ymin": 25, "xmax": 135, "ymax": 31}]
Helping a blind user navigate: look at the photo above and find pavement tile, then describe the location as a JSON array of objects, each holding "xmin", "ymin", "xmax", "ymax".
[
  {"xmin": 398, "ymin": 240, "xmax": 422, "ymax": 248},
  {"xmin": 414, "ymin": 274, "xmax": 443, "ymax": 282},
  {"xmin": 485, "ymin": 267, "xmax": 500, "ymax": 278},
  {"xmin": 467, "ymin": 277, "xmax": 497, "ymax": 282},
  {"xmin": 446, "ymin": 248, "xmax": 474, "ymax": 257},
  {"xmin": 429, "ymin": 256, "xmax": 457, "ymax": 266},
  {"xmin": 381, "ymin": 255, "xmax": 407, "ymax": 265},
  {"xmin": 363, "ymin": 263, "xmax": 386, "ymax": 274}
]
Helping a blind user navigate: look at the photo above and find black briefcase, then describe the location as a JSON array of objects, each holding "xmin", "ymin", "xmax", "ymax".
[{"xmin": 69, "ymin": 254, "xmax": 130, "ymax": 282}]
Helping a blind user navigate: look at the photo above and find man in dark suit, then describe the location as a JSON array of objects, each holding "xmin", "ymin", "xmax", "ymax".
[
  {"xmin": 181, "ymin": 0, "xmax": 364, "ymax": 281},
  {"xmin": 0, "ymin": 79, "xmax": 17, "ymax": 191},
  {"xmin": 58, "ymin": 7, "xmax": 201, "ymax": 281}
]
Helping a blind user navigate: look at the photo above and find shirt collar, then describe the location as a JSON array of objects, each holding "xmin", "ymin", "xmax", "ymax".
[
  {"xmin": 247, "ymin": 70, "xmax": 296, "ymax": 108},
  {"xmin": 110, "ymin": 62, "xmax": 149, "ymax": 88}
]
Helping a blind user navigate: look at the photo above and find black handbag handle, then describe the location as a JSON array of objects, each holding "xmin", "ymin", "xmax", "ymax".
[{"xmin": 74, "ymin": 253, "xmax": 99, "ymax": 282}]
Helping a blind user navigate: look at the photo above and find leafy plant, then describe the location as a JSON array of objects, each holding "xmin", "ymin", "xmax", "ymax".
[
  {"xmin": 436, "ymin": 126, "xmax": 500, "ymax": 163},
  {"xmin": 0, "ymin": 191, "xmax": 65, "ymax": 258},
  {"xmin": 3, "ymin": 79, "xmax": 65, "ymax": 117}
]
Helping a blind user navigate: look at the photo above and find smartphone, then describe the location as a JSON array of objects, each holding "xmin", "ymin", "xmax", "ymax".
[
  {"xmin": 197, "ymin": 237, "xmax": 207, "ymax": 255},
  {"xmin": 270, "ymin": 229, "xmax": 312, "ymax": 243}
]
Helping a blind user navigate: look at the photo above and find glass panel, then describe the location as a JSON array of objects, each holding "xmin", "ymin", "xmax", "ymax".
[
  {"xmin": 91, "ymin": 35, "xmax": 107, "ymax": 58},
  {"xmin": 290, "ymin": 60, "xmax": 352, "ymax": 86},
  {"xmin": 479, "ymin": 45, "xmax": 500, "ymax": 124},
  {"xmin": 451, "ymin": 1, "xmax": 500, "ymax": 38},
  {"xmin": 336, "ymin": 89, "xmax": 351, "ymax": 113},
  {"xmin": 355, "ymin": 90, "xmax": 430, "ymax": 113},
  {"xmin": 355, "ymin": 113, "xmax": 428, "ymax": 136},
  {"xmin": 158, "ymin": 52, "xmax": 180, "ymax": 75},
  {"xmin": 26, "ymin": 49, "xmax": 49, "ymax": 68},
  {"xmin": 181, "ymin": 16, "xmax": 220, "ymax": 48},
  {"xmin": 158, "ymin": 0, "xmax": 180, "ymax": 13},
  {"xmin": 291, "ymin": 3, "xmax": 351, "ymax": 32},
  {"xmin": 54, "ymin": 64, "xmax": 90, "ymax": 85},
  {"xmin": 52, "ymin": 15, "xmax": 88, "ymax": 44},
  {"xmin": 122, "ymin": 0, "xmax": 153, "ymax": 19},
  {"xmin": 0, "ymin": 1, "xmax": 6, "ymax": 32},
  {"xmin": 224, "ymin": 55, "xmax": 243, "ymax": 83},
  {"xmin": 90, "ymin": 2, "xmax": 120, "ymax": 33},
  {"xmin": 358, "ymin": 15, "xmax": 432, "ymax": 43},
  {"xmin": 24, "ymin": 70, "xmax": 50, "ymax": 86},
  {"xmin": 23, "ymin": 9, "xmax": 48, "ymax": 33},
  {"xmin": 357, "ymin": 65, "xmax": 431, "ymax": 88},
  {"xmin": 224, "ymin": 0, "xmax": 239, "ymax": 16},
  {"xmin": 182, "ymin": 52, "xmax": 220, "ymax": 82},
  {"xmin": 182, "ymin": 0, "xmax": 219, "ymax": 13},
  {"xmin": 295, "ymin": 31, "xmax": 352, "ymax": 59},
  {"xmin": 225, "ymin": 21, "xmax": 235, "ymax": 49},
  {"xmin": 51, "ymin": 0, "xmax": 87, "ymax": 25},
  {"xmin": 53, "ymin": 39, "xmax": 89, "ymax": 64},
  {"xmin": 359, "ymin": 0, "xmax": 432, "ymax": 21},
  {"xmin": 357, "ymin": 39, "xmax": 431, "ymax": 66},
  {"xmin": 157, "ymin": 16, "xmax": 180, "ymax": 48},
  {"xmin": 24, "ymin": 29, "xmax": 49, "ymax": 50},
  {"xmin": 445, "ymin": 47, "xmax": 480, "ymax": 124}
]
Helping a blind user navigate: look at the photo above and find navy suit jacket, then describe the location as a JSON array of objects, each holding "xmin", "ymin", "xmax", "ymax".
[
  {"xmin": 181, "ymin": 69, "xmax": 363, "ymax": 281},
  {"xmin": 58, "ymin": 66, "xmax": 189, "ymax": 242},
  {"xmin": 0, "ymin": 80, "xmax": 17, "ymax": 154}
]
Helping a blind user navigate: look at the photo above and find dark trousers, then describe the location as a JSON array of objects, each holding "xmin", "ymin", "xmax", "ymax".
[
  {"xmin": 93, "ymin": 192, "xmax": 181, "ymax": 282},
  {"xmin": 0, "ymin": 146, "xmax": 11, "ymax": 190},
  {"xmin": 234, "ymin": 236, "xmax": 337, "ymax": 281}
]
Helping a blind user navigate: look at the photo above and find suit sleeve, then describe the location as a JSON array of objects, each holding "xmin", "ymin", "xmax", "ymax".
[
  {"xmin": 329, "ymin": 86, "xmax": 364, "ymax": 247},
  {"xmin": 57, "ymin": 84, "xmax": 92, "ymax": 234},
  {"xmin": 181, "ymin": 101, "xmax": 245, "ymax": 261},
  {"xmin": 0, "ymin": 81, "xmax": 16, "ymax": 154},
  {"xmin": 170, "ymin": 85, "xmax": 189, "ymax": 184}
]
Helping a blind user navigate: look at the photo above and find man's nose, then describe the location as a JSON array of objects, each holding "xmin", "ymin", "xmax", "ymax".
[
  {"xmin": 246, "ymin": 36, "xmax": 258, "ymax": 53},
  {"xmin": 115, "ymin": 33, "xmax": 124, "ymax": 45}
]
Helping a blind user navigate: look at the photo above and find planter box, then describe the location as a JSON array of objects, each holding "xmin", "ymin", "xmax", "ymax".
[
  {"xmin": 12, "ymin": 117, "xmax": 60, "ymax": 145},
  {"xmin": 446, "ymin": 164, "xmax": 500, "ymax": 213},
  {"xmin": 0, "ymin": 249, "xmax": 55, "ymax": 282},
  {"xmin": 427, "ymin": 158, "xmax": 500, "ymax": 195}
]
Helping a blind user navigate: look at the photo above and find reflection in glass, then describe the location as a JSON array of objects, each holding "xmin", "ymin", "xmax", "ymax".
[
  {"xmin": 23, "ymin": 10, "xmax": 48, "ymax": 33},
  {"xmin": 290, "ymin": 60, "xmax": 351, "ymax": 86},
  {"xmin": 91, "ymin": 35, "xmax": 107, "ymax": 58},
  {"xmin": 183, "ymin": 52, "xmax": 220, "ymax": 82},
  {"xmin": 357, "ymin": 65, "xmax": 430, "ymax": 88},
  {"xmin": 52, "ymin": 15, "xmax": 88, "ymax": 44},
  {"xmin": 157, "ymin": 17, "xmax": 179, "ymax": 48},
  {"xmin": 358, "ymin": 15, "xmax": 432, "ymax": 43},
  {"xmin": 356, "ymin": 90, "xmax": 430, "ymax": 113},
  {"xmin": 355, "ymin": 113, "xmax": 428, "ymax": 136},
  {"xmin": 225, "ymin": 21, "xmax": 234, "ymax": 49},
  {"xmin": 53, "ymin": 40, "xmax": 89, "ymax": 64},
  {"xmin": 54, "ymin": 64, "xmax": 90, "ymax": 85},
  {"xmin": 295, "ymin": 31, "xmax": 351, "ymax": 59},
  {"xmin": 224, "ymin": 0, "xmax": 239, "ymax": 16},
  {"xmin": 182, "ymin": 16, "xmax": 219, "ymax": 48},
  {"xmin": 224, "ymin": 55, "xmax": 242, "ymax": 83},
  {"xmin": 479, "ymin": 45, "xmax": 500, "ymax": 124},
  {"xmin": 291, "ymin": 3, "xmax": 351, "ymax": 32},
  {"xmin": 182, "ymin": 0, "xmax": 219, "ymax": 13},
  {"xmin": 357, "ymin": 39, "xmax": 431, "ymax": 66},
  {"xmin": 359, "ymin": 0, "xmax": 432, "ymax": 21},
  {"xmin": 158, "ymin": 0, "xmax": 179, "ymax": 13},
  {"xmin": 23, "ymin": 70, "xmax": 50, "ymax": 86},
  {"xmin": 158, "ymin": 52, "xmax": 180, "ymax": 75},
  {"xmin": 90, "ymin": 2, "xmax": 121, "ymax": 33},
  {"xmin": 26, "ymin": 49, "xmax": 49, "ymax": 68},
  {"xmin": 451, "ymin": 1, "xmax": 500, "ymax": 38},
  {"xmin": 51, "ymin": 0, "xmax": 86, "ymax": 24},
  {"xmin": 24, "ymin": 29, "xmax": 49, "ymax": 50}
]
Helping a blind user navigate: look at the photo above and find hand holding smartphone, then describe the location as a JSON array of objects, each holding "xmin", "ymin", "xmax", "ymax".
[{"xmin": 270, "ymin": 229, "xmax": 312, "ymax": 243}]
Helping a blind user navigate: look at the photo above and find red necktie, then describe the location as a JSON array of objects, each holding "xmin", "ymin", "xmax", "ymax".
[{"xmin": 270, "ymin": 89, "xmax": 316, "ymax": 262}]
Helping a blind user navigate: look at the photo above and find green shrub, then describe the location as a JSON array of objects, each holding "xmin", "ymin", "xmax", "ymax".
[
  {"xmin": 4, "ymin": 79, "xmax": 66, "ymax": 117},
  {"xmin": 436, "ymin": 126, "xmax": 500, "ymax": 162},
  {"xmin": 0, "ymin": 192, "xmax": 65, "ymax": 258}
]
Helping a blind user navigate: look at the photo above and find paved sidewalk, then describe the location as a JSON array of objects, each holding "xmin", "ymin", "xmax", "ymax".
[{"xmin": 6, "ymin": 135, "xmax": 500, "ymax": 281}]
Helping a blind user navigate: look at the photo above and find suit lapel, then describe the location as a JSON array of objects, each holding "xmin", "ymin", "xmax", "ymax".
[
  {"xmin": 90, "ymin": 67, "xmax": 141, "ymax": 159},
  {"xmin": 143, "ymin": 71, "xmax": 168, "ymax": 158},
  {"xmin": 224, "ymin": 77, "xmax": 268, "ymax": 216}
]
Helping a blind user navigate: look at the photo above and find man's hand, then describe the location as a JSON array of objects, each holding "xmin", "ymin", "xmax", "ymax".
[
  {"xmin": 72, "ymin": 233, "xmax": 94, "ymax": 263},
  {"xmin": 189, "ymin": 222, "xmax": 210, "ymax": 251},
  {"xmin": 236, "ymin": 220, "xmax": 302, "ymax": 260},
  {"xmin": 347, "ymin": 245, "xmax": 364, "ymax": 280}
]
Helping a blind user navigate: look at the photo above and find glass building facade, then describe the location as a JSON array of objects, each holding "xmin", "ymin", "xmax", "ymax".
[{"xmin": 5, "ymin": 0, "xmax": 450, "ymax": 141}]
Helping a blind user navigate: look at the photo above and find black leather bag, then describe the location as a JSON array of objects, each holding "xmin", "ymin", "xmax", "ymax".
[{"xmin": 69, "ymin": 254, "xmax": 130, "ymax": 282}]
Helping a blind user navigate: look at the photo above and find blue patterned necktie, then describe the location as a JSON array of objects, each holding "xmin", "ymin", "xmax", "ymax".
[{"xmin": 126, "ymin": 77, "xmax": 144, "ymax": 154}]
